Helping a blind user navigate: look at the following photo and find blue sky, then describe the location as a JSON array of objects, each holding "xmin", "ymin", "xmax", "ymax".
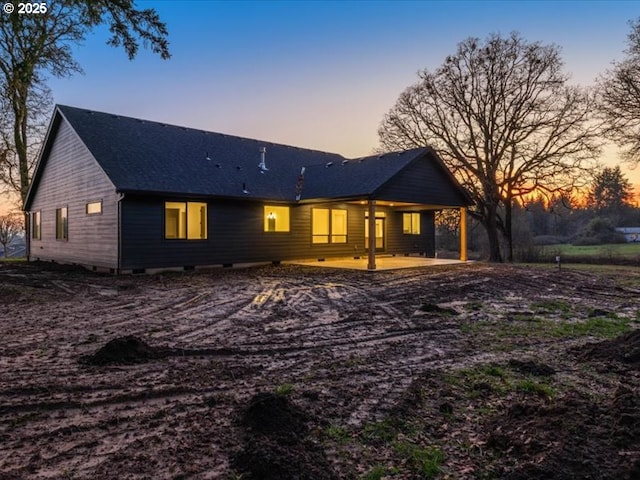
[{"xmin": 45, "ymin": 0, "xmax": 640, "ymax": 190}]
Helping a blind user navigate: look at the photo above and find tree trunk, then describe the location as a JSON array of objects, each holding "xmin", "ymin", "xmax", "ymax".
[
  {"xmin": 505, "ymin": 198, "xmax": 514, "ymax": 262},
  {"xmin": 485, "ymin": 202, "xmax": 503, "ymax": 262}
]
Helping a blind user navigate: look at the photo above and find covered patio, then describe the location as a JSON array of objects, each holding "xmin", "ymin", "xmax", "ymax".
[{"xmin": 287, "ymin": 255, "xmax": 467, "ymax": 271}]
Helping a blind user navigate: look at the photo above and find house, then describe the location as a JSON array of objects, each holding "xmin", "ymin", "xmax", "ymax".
[
  {"xmin": 616, "ymin": 227, "xmax": 640, "ymax": 243},
  {"xmin": 24, "ymin": 105, "xmax": 473, "ymax": 273}
]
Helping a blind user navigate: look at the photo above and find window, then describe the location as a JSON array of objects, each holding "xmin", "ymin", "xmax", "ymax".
[
  {"xmin": 312, "ymin": 208, "xmax": 329, "ymax": 244},
  {"xmin": 165, "ymin": 201, "xmax": 207, "ymax": 240},
  {"xmin": 312, "ymin": 208, "xmax": 347, "ymax": 244},
  {"xmin": 86, "ymin": 200, "xmax": 102, "ymax": 215},
  {"xmin": 31, "ymin": 211, "xmax": 41, "ymax": 240},
  {"xmin": 331, "ymin": 209, "xmax": 347, "ymax": 243},
  {"xmin": 403, "ymin": 212, "xmax": 421, "ymax": 235},
  {"xmin": 56, "ymin": 207, "xmax": 68, "ymax": 240},
  {"xmin": 264, "ymin": 206, "xmax": 290, "ymax": 232}
]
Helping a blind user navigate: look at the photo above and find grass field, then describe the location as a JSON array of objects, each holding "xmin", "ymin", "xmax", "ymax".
[{"xmin": 542, "ymin": 243, "xmax": 640, "ymax": 260}]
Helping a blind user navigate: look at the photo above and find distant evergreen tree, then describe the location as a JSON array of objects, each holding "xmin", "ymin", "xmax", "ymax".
[{"xmin": 587, "ymin": 166, "xmax": 634, "ymax": 221}]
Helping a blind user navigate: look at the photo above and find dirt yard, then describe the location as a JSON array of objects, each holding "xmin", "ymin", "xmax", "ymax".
[{"xmin": 0, "ymin": 261, "xmax": 639, "ymax": 479}]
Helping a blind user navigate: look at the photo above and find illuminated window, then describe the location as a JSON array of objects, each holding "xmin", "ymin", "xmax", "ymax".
[
  {"xmin": 312, "ymin": 208, "xmax": 347, "ymax": 244},
  {"xmin": 32, "ymin": 211, "xmax": 41, "ymax": 240},
  {"xmin": 165, "ymin": 201, "xmax": 207, "ymax": 240},
  {"xmin": 86, "ymin": 200, "xmax": 102, "ymax": 215},
  {"xmin": 403, "ymin": 212, "xmax": 421, "ymax": 235},
  {"xmin": 56, "ymin": 207, "xmax": 68, "ymax": 241},
  {"xmin": 331, "ymin": 209, "xmax": 347, "ymax": 243},
  {"xmin": 312, "ymin": 208, "xmax": 330, "ymax": 243},
  {"xmin": 264, "ymin": 205, "xmax": 290, "ymax": 232}
]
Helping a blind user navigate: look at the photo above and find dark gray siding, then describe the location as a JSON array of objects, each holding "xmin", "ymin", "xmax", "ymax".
[
  {"xmin": 28, "ymin": 120, "xmax": 119, "ymax": 268},
  {"xmin": 120, "ymin": 198, "xmax": 436, "ymax": 269},
  {"xmin": 375, "ymin": 157, "xmax": 470, "ymax": 206},
  {"xmin": 385, "ymin": 210, "xmax": 435, "ymax": 257}
]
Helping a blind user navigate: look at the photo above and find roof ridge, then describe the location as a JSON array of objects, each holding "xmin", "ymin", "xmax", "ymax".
[{"xmin": 56, "ymin": 104, "xmax": 346, "ymax": 158}]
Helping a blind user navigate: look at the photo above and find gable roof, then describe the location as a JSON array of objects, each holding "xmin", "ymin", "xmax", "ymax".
[
  {"xmin": 25, "ymin": 105, "xmax": 472, "ymax": 208},
  {"xmin": 300, "ymin": 148, "xmax": 430, "ymax": 200}
]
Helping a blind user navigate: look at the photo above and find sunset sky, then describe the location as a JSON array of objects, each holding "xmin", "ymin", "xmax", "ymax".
[{"xmin": 4, "ymin": 0, "xmax": 640, "ymax": 212}]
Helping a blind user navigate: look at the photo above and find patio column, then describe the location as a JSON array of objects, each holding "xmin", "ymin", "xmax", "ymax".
[
  {"xmin": 368, "ymin": 200, "xmax": 376, "ymax": 270},
  {"xmin": 460, "ymin": 207, "xmax": 468, "ymax": 262}
]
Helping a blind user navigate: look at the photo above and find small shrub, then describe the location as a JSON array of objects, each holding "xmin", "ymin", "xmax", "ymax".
[
  {"xmin": 274, "ymin": 383, "xmax": 295, "ymax": 396},
  {"xmin": 517, "ymin": 379, "xmax": 554, "ymax": 398},
  {"xmin": 573, "ymin": 217, "xmax": 627, "ymax": 246}
]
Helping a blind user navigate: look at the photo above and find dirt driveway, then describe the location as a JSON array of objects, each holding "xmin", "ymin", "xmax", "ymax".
[{"xmin": 0, "ymin": 262, "xmax": 639, "ymax": 479}]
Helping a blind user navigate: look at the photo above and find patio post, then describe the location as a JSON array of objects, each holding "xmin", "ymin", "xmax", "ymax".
[
  {"xmin": 460, "ymin": 207, "xmax": 468, "ymax": 262},
  {"xmin": 368, "ymin": 200, "xmax": 376, "ymax": 270}
]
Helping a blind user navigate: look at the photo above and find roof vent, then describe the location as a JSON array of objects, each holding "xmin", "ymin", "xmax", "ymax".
[
  {"xmin": 242, "ymin": 183, "xmax": 250, "ymax": 194},
  {"xmin": 341, "ymin": 159, "xmax": 349, "ymax": 165},
  {"xmin": 325, "ymin": 162, "xmax": 333, "ymax": 168},
  {"xmin": 206, "ymin": 151, "xmax": 211, "ymax": 161},
  {"xmin": 258, "ymin": 147, "xmax": 268, "ymax": 173}
]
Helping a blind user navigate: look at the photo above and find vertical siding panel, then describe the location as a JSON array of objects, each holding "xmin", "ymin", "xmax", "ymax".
[{"xmin": 28, "ymin": 120, "xmax": 119, "ymax": 269}]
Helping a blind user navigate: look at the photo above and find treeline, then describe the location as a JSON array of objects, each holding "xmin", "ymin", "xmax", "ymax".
[{"xmin": 437, "ymin": 166, "xmax": 640, "ymax": 260}]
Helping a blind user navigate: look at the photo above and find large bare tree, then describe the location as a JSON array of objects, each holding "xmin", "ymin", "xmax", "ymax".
[
  {"xmin": 0, "ymin": 0, "xmax": 170, "ymax": 206},
  {"xmin": 379, "ymin": 33, "xmax": 600, "ymax": 261},
  {"xmin": 598, "ymin": 18, "xmax": 640, "ymax": 165}
]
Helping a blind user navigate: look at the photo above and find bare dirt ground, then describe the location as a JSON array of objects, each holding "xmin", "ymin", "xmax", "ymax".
[{"xmin": 0, "ymin": 261, "xmax": 639, "ymax": 479}]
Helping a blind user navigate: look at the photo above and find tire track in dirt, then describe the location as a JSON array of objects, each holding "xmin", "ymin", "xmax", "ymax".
[{"xmin": 2, "ymin": 263, "xmax": 639, "ymax": 479}]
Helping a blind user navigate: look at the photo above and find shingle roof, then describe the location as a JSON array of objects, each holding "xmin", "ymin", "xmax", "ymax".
[
  {"xmin": 25, "ymin": 105, "xmax": 472, "ymax": 207},
  {"xmin": 299, "ymin": 149, "xmax": 427, "ymax": 200},
  {"xmin": 56, "ymin": 105, "xmax": 343, "ymax": 201}
]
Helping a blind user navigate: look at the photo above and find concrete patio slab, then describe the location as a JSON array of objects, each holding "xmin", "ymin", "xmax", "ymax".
[{"xmin": 286, "ymin": 256, "xmax": 467, "ymax": 271}]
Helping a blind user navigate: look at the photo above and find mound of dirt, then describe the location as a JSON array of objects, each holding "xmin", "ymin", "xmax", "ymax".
[
  {"xmin": 233, "ymin": 392, "xmax": 336, "ymax": 480},
  {"xmin": 508, "ymin": 359, "xmax": 556, "ymax": 376},
  {"xmin": 234, "ymin": 436, "xmax": 336, "ymax": 480},
  {"xmin": 578, "ymin": 330, "xmax": 640, "ymax": 365},
  {"xmin": 81, "ymin": 336, "xmax": 166, "ymax": 365},
  {"xmin": 240, "ymin": 392, "xmax": 308, "ymax": 437}
]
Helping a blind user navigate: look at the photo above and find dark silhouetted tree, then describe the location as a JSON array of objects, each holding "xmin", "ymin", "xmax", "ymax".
[
  {"xmin": 0, "ymin": 0, "xmax": 170, "ymax": 205},
  {"xmin": 587, "ymin": 166, "xmax": 634, "ymax": 221},
  {"xmin": 599, "ymin": 18, "xmax": 640, "ymax": 165},
  {"xmin": 379, "ymin": 33, "xmax": 600, "ymax": 261}
]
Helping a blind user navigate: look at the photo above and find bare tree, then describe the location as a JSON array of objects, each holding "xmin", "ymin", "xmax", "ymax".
[
  {"xmin": 598, "ymin": 18, "xmax": 640, "ymax": 165},
  {"xmin": 0, "ymin": 213, "xmax": 23, "ymax": 258},
  {"xmin": 379, "ymin": 33, "xmax": 600, "ymax": 261},
  {"xmin": 0, "ymin": 0, "xmax": 170, "ymax": 206},
  {"xmin": 0, "ymin": 83, "xmax": 52, "ymax": 204}
]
